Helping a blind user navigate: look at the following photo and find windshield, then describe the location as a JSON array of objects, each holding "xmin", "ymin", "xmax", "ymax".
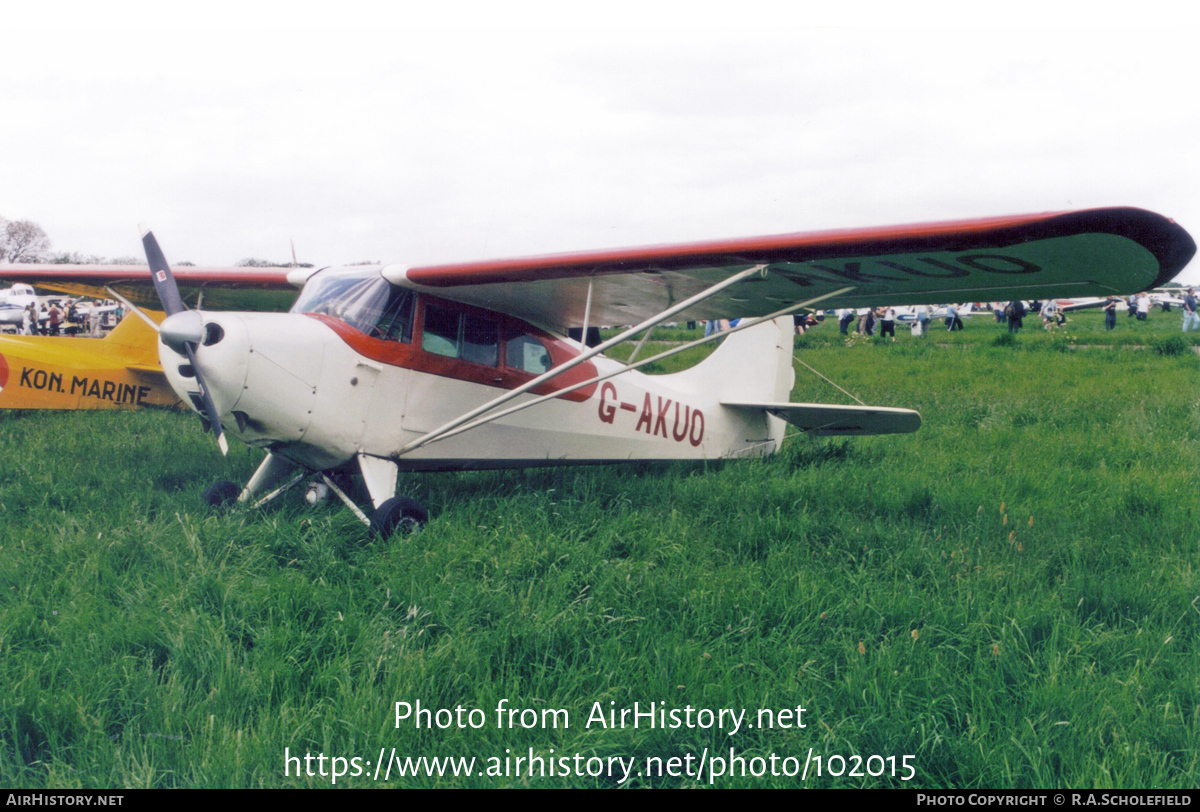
[{"xmin": 291, "ymin": 268, "xmax": 409, "ymax": 337}]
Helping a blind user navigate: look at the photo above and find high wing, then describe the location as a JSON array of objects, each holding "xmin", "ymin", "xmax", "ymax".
[
  {"xmin": 0, "ymin": 265, "xmax": 299, "ymax": 312},
  {"xmin": 387, "ymin": 207, "xmax": 1195, "ymax": 330},
  {"xmin": 1, "ymin": 208, "xmax": 1190, "ymax": 332}
]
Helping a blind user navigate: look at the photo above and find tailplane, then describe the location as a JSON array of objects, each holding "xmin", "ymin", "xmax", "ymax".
[
  {"xmin": 719, "ymin": 401, "xmax": 921, "ymax": 436},
  {"xmin": 657, "ymin": 317, "xmax": 921, "ymax": 440}
]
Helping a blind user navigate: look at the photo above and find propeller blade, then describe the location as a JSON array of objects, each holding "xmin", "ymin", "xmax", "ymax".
[
  {"xmin": 141, "ymin": 227, "xmax": 228, "ymax": 456},
  {"xmin": 183, "ymin": 343, "xmax": 229, "ymax": 455},
  {"xmin": 140, "ymin": 227, "xmax": 186, "ymax": 316}
]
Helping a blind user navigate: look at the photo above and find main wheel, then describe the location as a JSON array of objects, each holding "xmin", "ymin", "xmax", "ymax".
[
  {"xmin": 202, "ymin": 480, "xmax": 241, "ymax": 507},
  {"xmin": 370, "ymin": 496, "xmax": 428, "ymax": 538}
]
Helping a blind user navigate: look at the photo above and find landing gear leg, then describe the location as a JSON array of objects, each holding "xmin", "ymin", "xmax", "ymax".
[
  {"xmin": 357, "ymin": 453, "xmax": 427, "ymax": 537},
  {"xmin": 239, "ymin": 452, "xmax": 302, "ymax": 504},
  {"xmin": 203, "ymin": 451, "xmax": 308, "ymax": 509}
]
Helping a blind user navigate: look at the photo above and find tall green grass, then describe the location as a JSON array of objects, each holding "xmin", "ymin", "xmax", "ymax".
[{"xmin": 0, "ymin": 310, "xmax": 1197, "ymax": 787}]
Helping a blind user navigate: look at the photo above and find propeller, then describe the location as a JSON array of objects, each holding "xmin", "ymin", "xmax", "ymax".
[{"xmin": 141, "ymin": 227, "xmax": 229, "ymax": 455}]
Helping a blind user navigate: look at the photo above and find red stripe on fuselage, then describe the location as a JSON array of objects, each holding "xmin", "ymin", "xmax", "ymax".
[{"xmin": 306, "ymin": 300, "xmax": 598, "ymax": 402}]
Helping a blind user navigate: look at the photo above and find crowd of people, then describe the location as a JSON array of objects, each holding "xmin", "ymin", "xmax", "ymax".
[
  {"xmin": 813, "ymin": 291, "xmax": 1200, "ymax": 340},
  {"xmin": 17, "ymin": 299, "xmax": 123, "ymax": 337},
  {"xmin": 831, "ymin": 304, "xmax": 961, "ymax": 340}
]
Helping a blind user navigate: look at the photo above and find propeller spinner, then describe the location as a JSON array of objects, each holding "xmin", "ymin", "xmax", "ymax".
[{"xmin": 141, "ymin": 228, "xmax": 229, "ymax": 455}]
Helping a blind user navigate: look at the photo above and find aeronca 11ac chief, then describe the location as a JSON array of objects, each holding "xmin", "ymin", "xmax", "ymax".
[{"xmin": 0, "ymin": 207, "xmax": 1193, "ymax": 536}]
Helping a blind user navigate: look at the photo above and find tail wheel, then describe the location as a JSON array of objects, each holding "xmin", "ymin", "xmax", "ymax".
[
  {"xmin": 202, "ymin": 480, "xmax": 241, "ymax": 507},
  {"xmin": 370, "ymin": 496, "xmax": 428, "ymax": 538}
]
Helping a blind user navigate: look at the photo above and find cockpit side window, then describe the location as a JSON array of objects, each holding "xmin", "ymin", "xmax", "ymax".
[
  {"xmin": 421, "ymin": 303, "xmax": 460, "ymax": 358},
  {"xmin": 462, "ymin": 312, "xmax": 499, "ymax": 366},
  {"xmin": 505, "ymin": 333, "xmax": 552, "ymax": 375},
  {"xmin": 421, "ymin": 303, "xmax": 500, "ymax": 366},
  {"xmin": 377, "ymin": 287, "xmax": 414, "ymax": 343}
]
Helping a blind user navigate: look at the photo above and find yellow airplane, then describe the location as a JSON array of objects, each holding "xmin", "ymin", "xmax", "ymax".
[
  {"xmin": 0, "ymin": 311, "xmax": 180, "ymax": 409},
  {"xmin": 0, "ymin": 264, "xmax": 299, "ymax": 410}
]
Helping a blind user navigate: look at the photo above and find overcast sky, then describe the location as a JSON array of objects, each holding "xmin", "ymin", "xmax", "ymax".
[{"xmin": 3, "ymin": 3, "xmax": 1198, "ymax": 283}]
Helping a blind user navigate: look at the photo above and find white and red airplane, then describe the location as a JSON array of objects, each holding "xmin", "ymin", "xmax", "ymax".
[{"xmin": 2, "ymin": 207, "xmax": 1193, "ymax": 535}]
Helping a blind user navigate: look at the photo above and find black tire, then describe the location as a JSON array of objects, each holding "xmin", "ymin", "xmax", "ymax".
[
  {"xmin": 202, "ymin": 480, "xmax": 241, "ymax": 507},
  {"xmin": 370, "ymin": 496, "xmax": 428, "ymax": 538}
]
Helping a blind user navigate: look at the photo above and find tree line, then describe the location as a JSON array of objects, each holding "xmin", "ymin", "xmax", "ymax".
[{"xmin": 0, "ymin": 215, "xmax": 310, "ymax": 267}]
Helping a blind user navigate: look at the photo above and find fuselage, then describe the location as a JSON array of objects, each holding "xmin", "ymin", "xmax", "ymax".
[
  {"xmin": 159, "ymin": 267, "xmax": 784, "ymax": 473},
  {"xmin": 0, "ymin": 284, "xmax": 38, "ymax": 310},
  {"xmin": 0, "ymin": 313, "xmax": 176, "ymax": 410}
]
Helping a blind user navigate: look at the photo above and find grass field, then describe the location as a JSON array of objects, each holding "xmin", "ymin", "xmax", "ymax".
[{"xmin": 1, "ymin": 309, "xmax": 1198, "ymax": 788}]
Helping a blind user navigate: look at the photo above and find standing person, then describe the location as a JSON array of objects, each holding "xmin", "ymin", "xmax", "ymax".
[
  {"xmin": 1127, "ymin": 295, "xmax": 1137, "ymax": 318},
  {"xmin": 915, "ymin": 304, "xmax": 930, "ymax": 337},
  {"xmin": 945, "ymin": 303, "xmax": 964, "ymax": 331},
  {"xmin": 20, "ymin": 304, "xmax": 32, "ymax": 335},
  {"xmin": 1007, "ymin": 300, "xmax": 1025, "ymax": 334},
  {"xmin": 1103, "ymin": 296, "xmax": 1119, "ymax": 331},
  {"xmin": 1136, "ymin": 292, "xmax": 1150, "ymax": 321},
  {"xmin": 47, "ymin": 304, "xmax": 61, "ymax": 336},
  {"xmin": 1040, "ymin": 299, "xmax": 1058, "ymax": 330},
  {"xmin": 855, "ymin": 307, "xmax": 870, "ymax": 334},
  {"xmin": 837, "ymin": 308, "xmax": 854, "ymax": 335},
  {"xmin": 880, "ymin": 307, "xmax": 896, "ymax": 341},
  {"xmin": 1182, "ymin": 288, "xmax": 1198, "ymax": 332}
]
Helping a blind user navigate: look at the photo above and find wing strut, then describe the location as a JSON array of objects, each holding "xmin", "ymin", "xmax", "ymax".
[
  {"xmin": 580, "ymin": 276, "xmax": 594, "ymax": 338},
  {"xmin": 399, "ymin": 285, "xmax": 855, "ymax": 451},
  {"xmin": 395, "ymin": 263, "xmax": 772, "ymax": 457},
  {"xmin": 627, "ymin": 324, "xmax": 655, "ymax": 364}
]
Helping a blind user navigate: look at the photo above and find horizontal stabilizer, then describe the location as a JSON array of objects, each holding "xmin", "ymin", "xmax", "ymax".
[{"xmin": 721, "ymin": 401, "xmax": 922, "ymax": 436}]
